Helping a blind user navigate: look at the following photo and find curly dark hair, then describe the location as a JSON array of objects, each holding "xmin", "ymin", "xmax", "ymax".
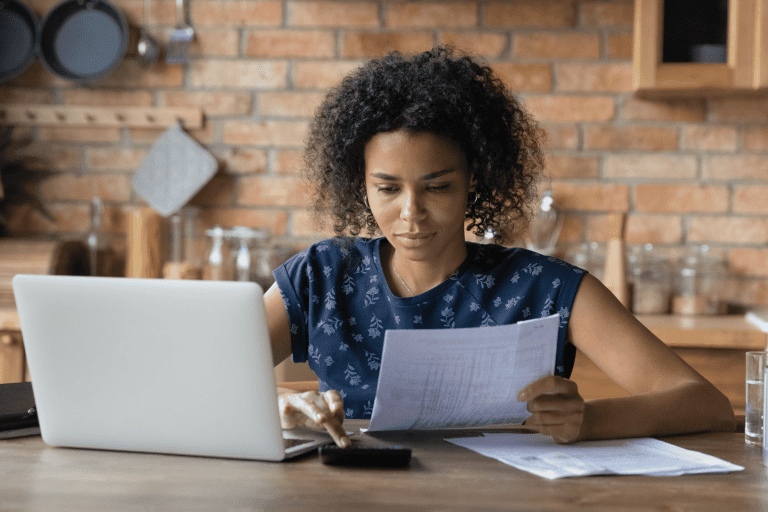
[{"xmin": 303, "ymin": 46, "xmax": 544, "ymax": 244}]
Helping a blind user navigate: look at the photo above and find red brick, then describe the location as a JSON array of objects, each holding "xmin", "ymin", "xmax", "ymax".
[
  {"xmin": 682, "ymin": 126, "xmax": 737, "ymax": 152},
  {"xmin": 525, "ymin": 96, "xmax": 615, "ymax": 122},
  {"xmin": 442, "ymin": 33, "xmax": 507, "ymax": 57},
  {"xmin": 709, "ymin": 98, "xmax": 768, "ymax": 123},
  {"xmin": 580, "ymin": 1, "xmax": 634, "ymax": 27},
  {"xmin": 557, "ymin": 215, "xmax": 586, "ymax": 243},
  {"xmin": 223, "ymin": 120, "xmax": 309, "ymax": 147},
  {"xmin": 688, "ymin": 217, "xmax": 768, "ymax": 244},
  {"xmin": 386, "ymin": 3, "xmax": 476, "ymax": 28},
  {"xmin": 607, "ymin": 32, "xmax": 633, "ymax": 59},
  {"xmin": 191, "ymin": 1, "xmax": 283, "ymax": 26},
  {"xmin": 703, "ymin": 155, "xmax": 768, "ymax": 180},
  {"xmin": 198, "ymin": 208, "xmax": 289, "ymax": 235},
  {"xmin": 485, "ymin": 1, "xmax": 577, "ymax": 27},
  {"xmin": 246, "ymin": 30, "xmax": 336, "ymax": 58},
  {"xmin": 274, "ymin": 150, "xmax": 305, "ymax": 175},
  {"xmin": 38, "ymin": 126, "xmax": 121, "ymax": 143},
  {"xmin": 544, "ymin": 156, "xmax": 599, "ymax": 179},
  {"xmin": 189, "ymin": 174, "xmax": 235, "ymax": 207},
  {"xmin": 97, "ymin": 61, "xmax": 184, "ymax": 88},
  {"xmin": 18, "ymin": 144, "xmax": 82, "ymax": 171},
  {"xmin": 621, "ymin": 97, "xmax": 706, "ymax": 122},
  {"xmin": 292, "ymin": 209, "xmax": 337, "ymax": 238},
  {"xmin": 221, "ymin": 148, "xmax": 269, "ymax": 175},
  {"xmin": 551, "ymin": 183, "xmax": 629, "ymax": 211},
  {"xmin": 37, "ymin": 174, "xmax": 132, "ymax": 202},
  {"xmin": 190, "ymin": 60, "xmax": 288, "ymax": 88},
  {"xmin": 513, "ymin": 33, "xmax": 600, "ymax": 59},
  {"xmin": 237, "ymin": 176, "xmax": 311, "ymax": 206},
  {"xmin": 729, "ymin": 249, "xmax": 768, "ymax": 277},
  {"xmin": 744, "ymin": 127, "xmax": 768, "ymax": 151},
  {"xmin": 604, "ymin": 155, "xmax": 697, "ymax": 179},
  {"xmin": 734, "ymin": 186, "xmax": 768, "ymax": 214},
  {"xmin": 191, "ymin": 28, "xmax": 239, "ymax": 57},
  {"xmin": 293, "ymin": 61, "xmax": 362, "ymax": 89},
  {"xmin": 635, "ymin": 184, "xmax": 729, "ymax": 213},
  {"xmin": 63, "ymin": 90, "xmax": 154, "ymax": 107},
  {"xmin": 625, "ymin": 215, "xmax": 683, "ymax": 245},
  {"xmin": 2, "ymin": 202, "xmax": 86, "ymax": 235},
  {"xmin": 87, "ymin": 149, "xmax": 146, "ymax": 170},
  {"xmin": 584, "ymin": 126, "xmax": 679, "ymax": 151},
  {"xmin": 341, "ymin": 32, "xmax": 435, "ymax": 58},
  {"xmin": 540, "ymin": 124, "xmax": 579, "ymax": 150},
  {"xmin": 259, "ymin": 92, "xmax": 326, "ymax": 117},
  {"xmin": 160, "ymin": 91, "xmax": 252, "ymax": 116},
  {"xmin": 288, "ymin": 1, "xmax": 379, "ymax": 27},
  {"xmin": 491, "ymin": 63, "xmax": 552, "ymax": 93},
  {"xmin": 556, "ymin": 63, "xmax": 633, "ymax": 92},
  {"xmin": 0, "ymin": 88, "xmax": 55, "ymax": 104},
  {"xmin": 129, "ymin": 123, "xmax": 216, "ymax": 146}
]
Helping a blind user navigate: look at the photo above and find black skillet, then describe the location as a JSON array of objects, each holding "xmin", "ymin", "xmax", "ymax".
[
  {"xmin": 0, "ymin": 0, "xmax": 38, "ymax": 83},
  {"xmin": 38, "ymin": 0, "xmax": 128, "ymax": 82}
]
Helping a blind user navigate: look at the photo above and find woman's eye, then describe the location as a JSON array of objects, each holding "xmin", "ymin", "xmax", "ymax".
[
  {"xmin": 377, "ymin": 186, "xmax": 398, "ymax": 194},
  {"xmin": 427, "ymin": 184, "xmax": 450, "ymax": 192}
]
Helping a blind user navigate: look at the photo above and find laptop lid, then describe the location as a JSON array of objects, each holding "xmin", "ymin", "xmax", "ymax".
[{"xmin": 12, "ymin": 274, "xmax": 328, "ymax": 461}]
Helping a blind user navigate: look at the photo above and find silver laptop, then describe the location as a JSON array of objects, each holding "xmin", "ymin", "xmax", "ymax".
[{"xmin": 12, "ymin": 274, "xmax": 331, "ymax": 461}]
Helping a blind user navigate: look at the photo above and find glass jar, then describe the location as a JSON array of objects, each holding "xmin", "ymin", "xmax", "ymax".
[
  {"xmin": 629, "ymin": 244, "xmax": 672, "ymax": 315},
  {"xmin": 672, "ymin": 245, "xmax": 726, "ymax": 315},
  {"xmin": 202, "ymin": 226, "xmax": 231, "ymax": 281},
  {"xmin": 227, "ymin": 226, "xmax": 271, "ymax": 283}
]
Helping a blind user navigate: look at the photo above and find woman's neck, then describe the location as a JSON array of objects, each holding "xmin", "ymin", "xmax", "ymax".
[{"xmin": 385, "ymin": 240, "xmax": 468, "ymax": 297}]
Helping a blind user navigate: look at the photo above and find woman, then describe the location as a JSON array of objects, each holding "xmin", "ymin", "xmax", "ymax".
[{"xmin": 265, "ymin": 47, "xmax": 735, "ymax": 448}]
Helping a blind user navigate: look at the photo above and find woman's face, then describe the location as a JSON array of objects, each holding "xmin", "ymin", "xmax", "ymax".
[{"xmin": 364, "ymin": 129, "xmax": 471, "ymax": 263}]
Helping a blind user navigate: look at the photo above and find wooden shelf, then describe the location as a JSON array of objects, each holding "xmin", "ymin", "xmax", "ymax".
[
  {"xmin": 0, "ymin": 105, "xmax": 203, "ymax": 129},
  {"xmin": 637, "ymin": 314, "xmax": 767, "ymax": 350}
]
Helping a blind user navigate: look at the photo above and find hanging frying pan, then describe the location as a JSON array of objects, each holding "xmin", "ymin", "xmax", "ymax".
[
  {"xmin": 38, "ymin": 0, "xmax": 128, "ymax": 82},
  {"xmin": 0, "ymin": 0, "xmax": 38, "ymax": 83}
]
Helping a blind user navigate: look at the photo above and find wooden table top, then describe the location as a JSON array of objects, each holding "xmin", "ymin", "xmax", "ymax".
[{"xmin": 1, "ymin": 422, "xmax": 764, "ymax": 511}]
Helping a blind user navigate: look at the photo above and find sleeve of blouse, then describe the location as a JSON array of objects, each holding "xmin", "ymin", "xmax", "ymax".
[{"xmin": 272, "ymin": 248, "xmax": 312, "ymax": 363}]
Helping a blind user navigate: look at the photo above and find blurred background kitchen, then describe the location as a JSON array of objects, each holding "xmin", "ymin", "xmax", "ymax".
[{"xmin": 2, "ymin": 0, "xmax": 768, "ymax": 413}]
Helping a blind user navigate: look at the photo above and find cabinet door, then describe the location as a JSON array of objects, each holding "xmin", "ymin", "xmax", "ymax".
[
  {"xmin": 634, "ymin": 0, "xmax": 767, "ymax": 95},
  {"xmin": 0, "ymin": 332, "xmax": 26, "ymax": 384}
]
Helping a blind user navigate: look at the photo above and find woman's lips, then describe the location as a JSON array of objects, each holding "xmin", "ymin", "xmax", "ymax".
[{"xmin": 395, "ymin": 233, "xmax": 433, "ymax": 247}]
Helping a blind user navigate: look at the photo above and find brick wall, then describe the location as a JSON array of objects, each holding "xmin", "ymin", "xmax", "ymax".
[{"xmin": 2, "ymin": 0, "xmax": 768, "ymax": 306}]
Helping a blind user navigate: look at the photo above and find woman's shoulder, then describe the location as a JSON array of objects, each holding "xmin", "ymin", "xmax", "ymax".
[
  {"xmin": 469, "ymin": 243, "xmax": 586, "ymax": 278},
  {"xmin": 284, "ymin": 237, "xmax": 378, "ymax": 270}
]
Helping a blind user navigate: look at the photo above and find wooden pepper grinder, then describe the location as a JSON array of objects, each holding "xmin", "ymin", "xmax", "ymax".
[{"xmin": 603, "ymin": 212, "xmax": 630, "ymax": 308}]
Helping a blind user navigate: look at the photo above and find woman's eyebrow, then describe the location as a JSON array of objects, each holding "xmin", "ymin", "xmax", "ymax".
[{"xmin": 368, "ymin": 169, "xmax": 457, "ymax": 181}]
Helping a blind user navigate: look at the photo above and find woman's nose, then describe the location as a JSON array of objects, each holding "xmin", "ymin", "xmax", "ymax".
[{"xmin": 401, "ymin": 190, "xmax": 426, "ymax": 221}]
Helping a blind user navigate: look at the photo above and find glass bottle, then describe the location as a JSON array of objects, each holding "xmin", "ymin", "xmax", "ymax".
[
  {"xmin": 203, "ymin": 226, "xmax": 230, "ymax": 281},
  {"xmin": 86, "ymin": 196, "xmax": 113, "ymax": 276}
]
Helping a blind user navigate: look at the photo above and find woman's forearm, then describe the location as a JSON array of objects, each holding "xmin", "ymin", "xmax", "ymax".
[{"xmin": 579, "ymin": 380, "xmax": 736, "ymax": 441}]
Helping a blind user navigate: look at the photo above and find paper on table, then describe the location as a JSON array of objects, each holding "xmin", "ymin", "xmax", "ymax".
[
  {"xmin": 445, "ymin": 433, "xmax": 744, "ymax": 479},
  {"xmin": 367, "ymin": 314, "xmax": 560, "ymax": 431}
]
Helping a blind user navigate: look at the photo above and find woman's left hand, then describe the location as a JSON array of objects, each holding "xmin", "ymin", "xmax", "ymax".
[{"xmin": 517, "ymin": 375, "xmax": 586, "ymax": 444}]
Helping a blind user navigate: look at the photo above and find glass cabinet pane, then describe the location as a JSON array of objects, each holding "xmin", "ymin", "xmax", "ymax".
[{"xmin": 662, "ymin": 0, "xmax": 728, "ymax": 63}]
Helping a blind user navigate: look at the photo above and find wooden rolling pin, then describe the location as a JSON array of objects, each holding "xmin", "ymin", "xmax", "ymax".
[
  {"xmin": 603, "ymin": 212, "xmax": 630, "ymax": 308},
  {"xmin": 126, "ymin": 207, "xmax": 165, "ymax": 278}
]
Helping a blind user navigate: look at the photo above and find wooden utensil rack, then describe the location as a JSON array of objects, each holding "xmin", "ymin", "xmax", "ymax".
[{"xmin": 0, "ymin": 105, "xmax": 203, "ymax": 129}]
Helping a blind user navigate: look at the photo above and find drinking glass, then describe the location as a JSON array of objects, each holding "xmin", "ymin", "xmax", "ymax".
[{"xmin": 746, "ymin": 351, "xmax": 767, "ymax": 445}]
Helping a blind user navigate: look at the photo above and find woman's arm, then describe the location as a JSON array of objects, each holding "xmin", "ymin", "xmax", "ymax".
[
  {"xmin": 264, "ymin": 283, "xmax": 350, "ymax": 447},
  {"xmin": 519, "ymin": 273, "xmax": 736, "ymax": 443}
]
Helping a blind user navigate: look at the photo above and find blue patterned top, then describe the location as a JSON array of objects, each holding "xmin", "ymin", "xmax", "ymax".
[{"xmin": 273, "ymin": 237, "xmax": 586, "ymax": 419}]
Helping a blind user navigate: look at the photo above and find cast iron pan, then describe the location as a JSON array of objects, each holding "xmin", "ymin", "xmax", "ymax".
[
  {"xmin": 38, "ymin": 0, "xmax": 128, "ymax": 82},
  {"xmin": 0, "ymin": 0, "xmax": 38, "ymax": 83}
]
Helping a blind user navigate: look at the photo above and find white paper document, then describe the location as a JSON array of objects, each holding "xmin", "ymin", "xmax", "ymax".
[
  {"xmin": 367, "ymin": 313, "xmax": 560, "ymax": 431},
  {"xmin": 445, "ymin": 433, "xmax": 744, "ymax": 479}
]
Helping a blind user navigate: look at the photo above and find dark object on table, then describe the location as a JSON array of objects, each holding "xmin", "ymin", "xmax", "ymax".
[
  {"xmin": 319, "ymin": 443, "xmax": 412, "ymax": 467},
  {"xmin": 0, "ymin": 381, "xmax": 39, "ymax": 438}
]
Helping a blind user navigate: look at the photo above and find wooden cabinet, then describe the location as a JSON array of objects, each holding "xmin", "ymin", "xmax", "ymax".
[
  {"xmin": 0, "ymin": 309, "xmax": 26, "ymax": 383},
  {"xmin": 633, "ymin": 0, "xmax": 768, "ymax": 95}
]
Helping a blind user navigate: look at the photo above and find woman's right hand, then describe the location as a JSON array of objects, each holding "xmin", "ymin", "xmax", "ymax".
[{"xmin": 277, "ymin": 388, "xmax": 351, "ymax": 448}]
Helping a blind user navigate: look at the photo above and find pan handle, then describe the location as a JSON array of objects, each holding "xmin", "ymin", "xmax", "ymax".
[{"xmin": 175, "ymin": 0, "xmax": 185, "ymax": 25}]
